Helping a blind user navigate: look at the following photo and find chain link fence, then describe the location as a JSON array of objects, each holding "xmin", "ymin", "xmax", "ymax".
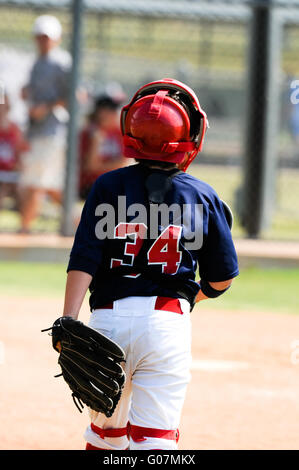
[{"xmin": 0, "ymin": 0, "xmax": 299, "ymax": 239}]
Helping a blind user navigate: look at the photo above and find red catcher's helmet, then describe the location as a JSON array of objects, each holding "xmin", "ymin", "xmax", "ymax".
[{"xmin": 120, "ymin": 78, "xmax": 208, "ymax": 171}]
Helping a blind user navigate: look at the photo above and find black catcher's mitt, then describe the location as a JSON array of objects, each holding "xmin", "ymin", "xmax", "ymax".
[{"xmin": 42, "ymin": 316, "xmax": 126, "ymax": 418}]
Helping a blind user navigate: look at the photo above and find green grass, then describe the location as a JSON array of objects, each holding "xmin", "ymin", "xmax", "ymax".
[
  {"xmin": 0, "ymin": 261, "xmax": 67, "ymax": 296},
  {"xmin": 200, "ymin": 267, "xmax": 299, "ymax": 315},
  {"xmin": 0, "ymin": 261, "xmax": 298, "ymax": 315}
]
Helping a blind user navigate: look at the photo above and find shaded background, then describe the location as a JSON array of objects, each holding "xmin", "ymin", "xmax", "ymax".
[{"xmin": 0, "ymin": 0, "xmax": 299, "ymax": 239}]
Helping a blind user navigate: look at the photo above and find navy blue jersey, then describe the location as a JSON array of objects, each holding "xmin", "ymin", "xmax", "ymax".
[{"xmin": 68, "ymin": 163, "xmax": 239, "ymax": 310}]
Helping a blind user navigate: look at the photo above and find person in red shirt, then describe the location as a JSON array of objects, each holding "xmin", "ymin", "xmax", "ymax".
[
  {"xmin": 0, "ymin": 94, "xmax": 27, "ymax": 210},
  {"xmin": 79, "ymin": 96, "xmax": 127, "ymax": 200}
]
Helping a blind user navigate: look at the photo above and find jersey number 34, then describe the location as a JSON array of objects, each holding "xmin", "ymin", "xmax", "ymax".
[{"xmin": 110, "ymin": 223, "xmax": 182, "ymax": 275}]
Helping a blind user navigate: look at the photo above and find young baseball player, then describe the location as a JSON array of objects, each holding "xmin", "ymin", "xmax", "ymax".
[
  {"xmin": 62, "ymin": 79, "xmax": 239, "ymax": 450},
  {"xmin": 0, "ymin": 93, "xmax": 27, "ymax": 210},
  {"xmin": 79, "ymin": 95, "xmax": 125, "ymax": 200}
]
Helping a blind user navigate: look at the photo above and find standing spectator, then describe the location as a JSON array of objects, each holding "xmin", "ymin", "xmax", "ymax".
[
  {"xmin": 0, "ymin": 93, "xmax": 27, "ymax": 210},
  {"xmin": 19, "ymin": 15, "xmax": 71, "ymax": 233},
  {"xmin": 289, "ymin": 102, "xmax": 299, "ymax": 157},
  {"xmin": 79, "ymin": 96, "xmax": 126, "ymax": 200}
]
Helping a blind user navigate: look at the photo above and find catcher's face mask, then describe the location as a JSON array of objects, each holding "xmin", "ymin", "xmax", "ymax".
[{"xmin": 120, "ymin": 78, "xmax": 208, "ymax": 171}]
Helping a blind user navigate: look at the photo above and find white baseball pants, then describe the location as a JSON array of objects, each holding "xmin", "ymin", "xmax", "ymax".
[{"xmin": 84, "ymin": 295, "xmax": 192, "ymax": 450}]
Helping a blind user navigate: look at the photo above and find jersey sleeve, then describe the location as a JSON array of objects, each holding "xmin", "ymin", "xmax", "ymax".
[
  {"xmin": 67, "ymin": 179, "xmax": 106, "ymax": 276},
  {"xmin": 197, "ymin": 194, "xmax": 239, "ymax": 282}
]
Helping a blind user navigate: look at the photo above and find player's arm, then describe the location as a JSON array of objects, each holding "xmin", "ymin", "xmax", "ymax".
[
  {"xmin": 196, "ymin": 278, "xmax": 234, "ymax": 303},
  {"xmin": 196, "ymin": 195, "xmax": 239, "ymax": 304},
  {"xmin": 63, "ymin": 180, "xmax": 107, "ymax": 320},
  {"xmin": 63, "ymin": 270, "xmax": 92, "ymax": 320}
]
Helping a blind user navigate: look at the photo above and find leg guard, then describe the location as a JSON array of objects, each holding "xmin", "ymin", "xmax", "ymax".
[
  {"xmin": 127, "ymin": 422, "xmax": 179, "ymax": 450},
  {"xmin": 86, "ymin": 443, "xmax": 107, "ymax": 450},
  {"xmin": 85, "ymin": 423, "xmax": 128, "ymax": 451}
]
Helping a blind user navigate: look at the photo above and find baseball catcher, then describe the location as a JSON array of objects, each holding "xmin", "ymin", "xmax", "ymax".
[{"xmin": 46, "ymin": 78, "xmax": 238, "ymax": 450}]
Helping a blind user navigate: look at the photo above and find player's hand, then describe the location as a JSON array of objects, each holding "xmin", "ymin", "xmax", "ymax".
[{"xmin": 29, "ymin": 103, "xmax": 50, "ymax": 121}]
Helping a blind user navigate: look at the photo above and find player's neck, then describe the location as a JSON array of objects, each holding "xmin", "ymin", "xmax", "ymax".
[{"xmin": 139, "ymin": 163, "xmax": 177, "ymax": 171}]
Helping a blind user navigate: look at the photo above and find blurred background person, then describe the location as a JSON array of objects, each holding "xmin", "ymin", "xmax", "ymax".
[
  {"xmin": 289, "ymin": 100, "xmax": 299, "ymax": 159},
  {"xmin": 79, "ymin": 95, "xmax": 126, "ymax": 200},
  {"xmin": 19, "ymin": 15, "xmax": 71, "ymax": 233},
  {"xmin": 0, "ymin": 93, "xmax": 27, "ymax": 211}
]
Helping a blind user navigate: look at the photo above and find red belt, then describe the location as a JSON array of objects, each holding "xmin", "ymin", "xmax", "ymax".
[{"xmin": 96, "ymin": 296, "xmax": 184, "ymax": 315}]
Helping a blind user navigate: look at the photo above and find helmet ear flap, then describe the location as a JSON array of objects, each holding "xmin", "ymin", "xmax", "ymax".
[
  {"xmin": 120, "ymin": 103, "xmax": 129, "ymax": 135},
  {"xmin": 189, "ymin": 109, "xmax": 203, "ymax": 142},
  {"xmin": 168, "ymin": 90, "xmax": 203, "ymax": 143}
]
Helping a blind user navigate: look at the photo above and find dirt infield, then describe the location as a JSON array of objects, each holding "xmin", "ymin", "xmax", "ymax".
[{"xmin": 1, "ymin": 295, "xmax": 299, "ymax": 450}]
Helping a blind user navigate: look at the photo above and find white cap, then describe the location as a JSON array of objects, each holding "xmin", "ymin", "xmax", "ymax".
[{"xmin": 33, "ymin": 15, "xmax": 62, "ymax": 41}]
